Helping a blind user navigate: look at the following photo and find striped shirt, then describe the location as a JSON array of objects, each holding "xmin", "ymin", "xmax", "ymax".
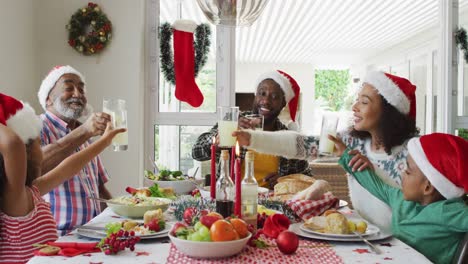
[
  {"xmin": 40, "ymin": 111, "xmax": 109, "ymax": 236},
  {"xmin": 0, "ymin": 186, "xmax": 58, "ymax": 263}
]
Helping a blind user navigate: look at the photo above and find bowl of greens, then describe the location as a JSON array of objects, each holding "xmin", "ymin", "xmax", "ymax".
[{"xmin": 145, "ymin": 170, "xmax": 196, "ymax": 195}]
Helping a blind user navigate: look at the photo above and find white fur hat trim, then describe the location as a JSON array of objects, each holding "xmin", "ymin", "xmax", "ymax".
[
  {"xmin": 38, "ymin": 65, "xmax": 86, "ymax": 110},
  {"xmin": 363, "ymin": 71, "xmax": 410, "ymax": 115},
  {"xmin": 408, "ymin": 137, "xmax": 464, "ymax": 199},
  {"xmin": 256, "ymin": 71, "xmax": 294, "ymax": 103},
  {"xmin": 6, "ymin": 102, "xmax": 43, "ymax": 143},
  {"xmin": 173, "ymin": 19, "xmax": 197, "ymax": 33}
]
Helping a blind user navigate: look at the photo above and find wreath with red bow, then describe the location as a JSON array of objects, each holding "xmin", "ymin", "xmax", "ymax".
[{"xmin": 66, "ymin": 2, "xmax": 112, "ymax": 55}]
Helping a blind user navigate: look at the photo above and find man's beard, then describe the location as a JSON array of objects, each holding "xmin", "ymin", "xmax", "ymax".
[{"xmin": 53, "ymin": 96, "xmax": 85, "ymax": 120}]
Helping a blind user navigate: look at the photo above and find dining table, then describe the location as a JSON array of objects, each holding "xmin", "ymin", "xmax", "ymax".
[{"xmin": 28, "ymin": 205, "xmax": 432, "ymax": 264}]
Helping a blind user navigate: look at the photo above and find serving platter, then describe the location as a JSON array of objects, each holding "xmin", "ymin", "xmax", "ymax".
[
  {"xmin": 299, "ymin": 223, "xmax": 380, "ymax": 238},
  {"xmin": 76, "ymin": 222, "xmax": 172, "ymax": 240},
  {"xmin": 290, "ymin": 223, "xmax": 391, "ymax": 242}
]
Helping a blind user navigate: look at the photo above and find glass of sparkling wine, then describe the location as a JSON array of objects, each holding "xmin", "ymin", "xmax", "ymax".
[
  {"xmin": 318, "ymin": 113, "xmax": 339, "ymax": 156},
  {"xmin": 103, "ymin": 99, "xmax": 128, "ymax": 151},
  {"xmin": 218, "ymin": 106, "xmax": 239, "ymax": 147}
]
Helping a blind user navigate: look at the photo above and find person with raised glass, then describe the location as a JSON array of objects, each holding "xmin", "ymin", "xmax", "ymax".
[
  {"xmin": 192, "ymin": 70, "xmax": 311, "ymax": 189},
  {"xmin": 233, "ymin": 71, "xmax": 419, "ymax": 233},
  {"xmin": 37, "ymin": 65, "xmax": 114, "ymax": 235}
]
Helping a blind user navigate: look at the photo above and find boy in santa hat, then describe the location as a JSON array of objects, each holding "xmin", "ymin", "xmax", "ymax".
[
  {"xmin": 191, "ymin": 70, "xmax": 310, "ymax": 188},
  {"xmin": 330, "ymin": 133, "xmax": 468, "ymax": 264},
  {"xmin": 0, "ymin": 93, "xmax": 124, "ymax": 262}
]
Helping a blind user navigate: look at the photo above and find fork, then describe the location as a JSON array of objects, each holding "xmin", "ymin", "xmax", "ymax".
[{"xmin": 353, "ymin": 231, "xmax": 383, "ymax": 254}]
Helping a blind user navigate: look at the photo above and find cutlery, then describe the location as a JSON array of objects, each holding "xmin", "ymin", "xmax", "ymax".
[{"xmin": 353, "ymin": 231, "xmax": 382, "ymax": 254}]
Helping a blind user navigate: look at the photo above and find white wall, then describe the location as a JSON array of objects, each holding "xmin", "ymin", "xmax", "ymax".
[
  {"xmin": 0, "ymin": 0, "xmax": 146, "ymax": 196},
  {"xmin": 0, "ymin": 0, "xmax": 38, "ymax": 108}
]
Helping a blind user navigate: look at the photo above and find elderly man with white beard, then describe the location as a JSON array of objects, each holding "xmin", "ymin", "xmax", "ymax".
[{"xmin": 37, "ymin": 65, "xmax": 112, "ymax": 236}]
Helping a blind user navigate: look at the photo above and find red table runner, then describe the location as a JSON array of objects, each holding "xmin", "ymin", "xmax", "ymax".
[{"xmin": 167, "ymin": 236, "xmax": 343, "ymax": 264}]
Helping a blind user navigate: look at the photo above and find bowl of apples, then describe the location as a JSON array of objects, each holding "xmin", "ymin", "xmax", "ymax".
[{"xmin": 169, "ymin": 212, "xmax": 252, "ymax": 258}]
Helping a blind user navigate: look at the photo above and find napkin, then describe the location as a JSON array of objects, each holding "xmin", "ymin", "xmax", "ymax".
[
  {"xmin": 34, "ymin": 242, "xmax": 101, "ymax": 257},
  {"xmin": 286, "ymin": 192, "xmax": 339, "ymax": 220}
]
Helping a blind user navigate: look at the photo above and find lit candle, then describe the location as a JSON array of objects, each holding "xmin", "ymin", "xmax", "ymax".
[
  {"xmin": 230, "ymin": 145, "xmax": 236, "ymax": 181},
  {"xmin": 210, "ymin": 137, "xmax": 216, "ymax": 199},
  {"xmin": 234, "ymin": 141, "xmax": 242, "ymax": 217}
]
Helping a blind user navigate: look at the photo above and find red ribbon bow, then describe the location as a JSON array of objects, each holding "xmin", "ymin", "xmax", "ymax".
[{"xmin": 262, "ymin": 213, "xmax": 291, "ymax": 239}]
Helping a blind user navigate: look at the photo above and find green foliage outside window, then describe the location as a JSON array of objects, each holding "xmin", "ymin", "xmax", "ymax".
[{"xmin": 315, "ymin": 70, "xmax": 351, "ymax": 111}]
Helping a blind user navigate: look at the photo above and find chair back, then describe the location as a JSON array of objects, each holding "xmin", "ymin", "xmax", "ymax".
[{"xmin": 453, "ymin": 232, "xmax": 468, "ymax": 264}]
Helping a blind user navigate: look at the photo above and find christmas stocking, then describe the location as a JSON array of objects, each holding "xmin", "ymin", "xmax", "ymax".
[{"xmin": 173, "ymin": 20, "xmax": 204, "ymax": 107}]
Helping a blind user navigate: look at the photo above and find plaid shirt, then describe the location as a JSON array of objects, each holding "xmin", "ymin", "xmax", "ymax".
[
  {"xmin": 191, "ymin": 111, "xmax": 311, "ymax": 177},
  {"xmin": 40, "ymin": 111, "xmax": 109, "ymax": 236}
]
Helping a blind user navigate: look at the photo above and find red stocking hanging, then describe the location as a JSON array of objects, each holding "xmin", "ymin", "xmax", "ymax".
[{"xmin": 172, "ymin": 20, "xmax": 204, "ymax": 107}]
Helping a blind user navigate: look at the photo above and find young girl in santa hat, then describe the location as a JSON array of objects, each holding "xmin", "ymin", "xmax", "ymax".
[
  {"xmin": 234, "ymin": 71, "xmax": 419, "ymax": 232},
  {"xmin": 330, "ymin": 133, "xmax": 468, "ymax": 264},
  {"xmin": 0, "ymin": 93, "xmax": 125, "ymax": 263}
]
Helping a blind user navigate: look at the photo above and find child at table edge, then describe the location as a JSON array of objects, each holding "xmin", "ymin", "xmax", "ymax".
[
  {"xmin": 331, "ymin": 133, "xmax": 468, "ymax": 264},
  {"xmin": 0, "ymin": 93, "xmax": 125, "ymax": 263}
]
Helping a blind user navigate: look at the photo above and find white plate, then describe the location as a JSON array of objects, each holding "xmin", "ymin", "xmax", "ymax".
[
  {"xmin": 290, "ymin": 223, "xmax": 391, "ymax": 242},
  {"xmin": 76, "ymin": 222, "xmax": 172, "ymax": 240},
  {"xmin": 300, "ymin": 223, "xmax": 380, "ymax": 238}
]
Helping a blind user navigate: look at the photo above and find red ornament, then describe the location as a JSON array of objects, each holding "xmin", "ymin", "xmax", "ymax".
[{"xmin": 276, "ymin": 231, "xmax": 299, "ymax": 255}]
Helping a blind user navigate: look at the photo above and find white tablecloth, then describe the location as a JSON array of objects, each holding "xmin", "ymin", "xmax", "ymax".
[{"xmin": 28, "ymin": 207, "xmax": 432, "ymax": 264}]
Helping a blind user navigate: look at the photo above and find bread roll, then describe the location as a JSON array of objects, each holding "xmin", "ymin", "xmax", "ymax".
[
  {"xmin": 277, "ymin": 174, "xmax": 316, "ymax": 184},
  {"xmin": 325, "ymin": 213, "xmax": 348, "ymax": 234},
  {"xmin": 291, "ymin": 179, "xmax": 331, "ymax": 200},
  {"xmin": 274, "ymin": 174, "xmax": 316, "ymax": 201},
  {"xmin": 143, "ymin": 208, "xmax": 163, "ymax": 225},
  {"xmin": 304, "ymin": 216, "xmax": 327, "ymax": 231}
]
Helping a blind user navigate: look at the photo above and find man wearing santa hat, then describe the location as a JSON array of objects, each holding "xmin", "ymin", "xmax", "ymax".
[
  {"xmin": 192, "ymin": 70, "xmax": 311, "ymax": 188},
  {"xmin": 37, "ymin": 65, "xmax": 112, "ymax": 236},
  {"xmin": 333, "ymin": 133, "xmax": 468, "ymax": 264}
]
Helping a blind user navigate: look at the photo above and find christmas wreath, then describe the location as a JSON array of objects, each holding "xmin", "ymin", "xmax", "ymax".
[
  {"xmin": 455, "ymin": 27, "xmax": 468, "ymax": 63},
  {"xmin": 159, "ymin": 22, "xmax": 211, "ymax": 85},
  {"xmin": 66, "ymin": 2, "xmax": 112, "ymax": 55}
]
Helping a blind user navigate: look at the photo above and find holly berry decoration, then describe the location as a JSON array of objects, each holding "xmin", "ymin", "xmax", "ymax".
[
  {"xmin": 276, "ymin": 231, "xmax": 299, "ymax": 254},
  {"xmin": 183, "ymin": 207, "xmax": 199, "ymax": 225}
]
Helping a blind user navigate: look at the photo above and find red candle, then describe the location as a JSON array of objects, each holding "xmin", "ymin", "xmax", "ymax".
[
  {"xmin": 234, "ymin": 142, "xmax": 242, "ymax": 217},
  {"xmin": 230, "ymin": 146, "xmax": 236, "ymax": 181},
  {"xmin": 210, "ymin": 137, "xmax": 216, "ymax": 199}
]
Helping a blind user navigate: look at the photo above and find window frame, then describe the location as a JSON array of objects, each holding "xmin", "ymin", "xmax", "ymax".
[{"xmin": 144, "ymin": 0, "xmax": 236, "ymax": 172}]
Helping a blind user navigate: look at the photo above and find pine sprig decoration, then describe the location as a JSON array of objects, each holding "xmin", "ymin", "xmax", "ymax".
[
  {"xmin": 159, "ymin": 22, "xmax": 211, "ymax": 85},
  {"xmin": 66, "ymin": 2, "xmax": 112, "ymax": 55},
  {"xmin": 258, "ymin": 197, "xmax": 299, "ymax": 222},
  {"xmin": 455, "ymin": 27, "xmax": 468, "ymax": 63}
]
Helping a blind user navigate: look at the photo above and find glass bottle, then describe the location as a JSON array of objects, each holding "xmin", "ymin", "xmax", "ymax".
[
  {"xmin": 241, "ymin": 151, "xmax": 258, "ymax": 228},
  {"xmin": 216, "ymin": 149, "xmax": 234, "ymax": 218}
]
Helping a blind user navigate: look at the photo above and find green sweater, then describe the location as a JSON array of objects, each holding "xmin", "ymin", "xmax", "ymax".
[{"xmin": 339, "ymin": 151, "xmax": 468, "ymax": 264}]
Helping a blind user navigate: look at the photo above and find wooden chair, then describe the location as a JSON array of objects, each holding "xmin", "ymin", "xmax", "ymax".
[
  {"xmin": 453, "ymin": 233, "xmax": 468, "ymax": 264},
  {"xmin": 309, "ymin": 162, "xmax": 352, "ymax": 208}
]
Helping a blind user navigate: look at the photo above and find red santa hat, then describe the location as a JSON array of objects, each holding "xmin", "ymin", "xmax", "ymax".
[
  {"xmin": 255, "ymin": 70, "xmax": 301, "ymax": 121},
  {"xmin": 408, "ymin": 133, "xmax": 468, "ymax": 199},
  {"xmin": 38, "ymin": 65, "xmax": 86, "ymax": 110},
  {"xmin": 0, "ymin": 93, "xmax": 43, "ymax": 143},
  {"xmin": 363, "ymin": 71, "xmax": 416, "ymax": 119}
]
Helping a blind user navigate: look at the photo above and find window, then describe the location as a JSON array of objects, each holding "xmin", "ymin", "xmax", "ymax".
[{"xmin": 145, "ymin": 0, "xmax": 233, "ymax": 175}]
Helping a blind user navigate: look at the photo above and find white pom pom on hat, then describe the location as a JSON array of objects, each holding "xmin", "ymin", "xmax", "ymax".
[{"xmin": 0, "ymin": 93, "xmax": 42, "ymax": 143}]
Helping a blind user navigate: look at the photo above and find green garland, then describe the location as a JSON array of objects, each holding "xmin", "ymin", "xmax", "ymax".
[
  {"xmin": 455, "ymin": 27, "xmax": 468, "ymax": 63},
  {"xmin": 159, "ymin": 22, "xmax": 211, "ymax": 85},
  {"xmin": 66, "ymin": 2, "xmax": 112, "ymax": 55}
]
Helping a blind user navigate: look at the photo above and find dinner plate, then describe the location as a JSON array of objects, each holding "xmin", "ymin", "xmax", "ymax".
[
  {"xmin": 76, "ymin": 222, "xmax": 172, "ymax": 240},
  {"xmin": 299, "ymin": 223, "xmax": 380, "ymax": 238},
  {"xmin": 290, "ymin": 223, "xmax": 391, "ymax": 242}
]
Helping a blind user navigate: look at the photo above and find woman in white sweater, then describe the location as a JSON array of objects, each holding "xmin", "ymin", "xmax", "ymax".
[{"xmin": 234, "ymin": 71, "xmax": 419, "ymax": 233}]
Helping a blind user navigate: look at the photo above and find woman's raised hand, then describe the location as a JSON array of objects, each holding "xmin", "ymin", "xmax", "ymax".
[
  {"xmin": 347, "ymin": 149, "xmax": 374, "ymax": 172},
  {"xmin": 232, "ymin": 130, "xmax": 251, "ymax": 147}
]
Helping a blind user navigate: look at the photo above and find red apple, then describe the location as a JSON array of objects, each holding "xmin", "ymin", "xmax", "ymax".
[
  {"xmin": 200, "ymin": 209, "xmax": 209, "ymax": 217},
  {"xmin": 206, "ymin": 212, "xmax": 223, "ymax": 219},
  {"xmin": 276, "ymin": 231, "xmax": 299, "ymax": 254},
  {"xmin": 183, "ymin": 207, "xmax": 198, "ymax": 225},
  {"xmin": 200, "ymin": 214, "xmax": 223, "ymax": 228}
]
